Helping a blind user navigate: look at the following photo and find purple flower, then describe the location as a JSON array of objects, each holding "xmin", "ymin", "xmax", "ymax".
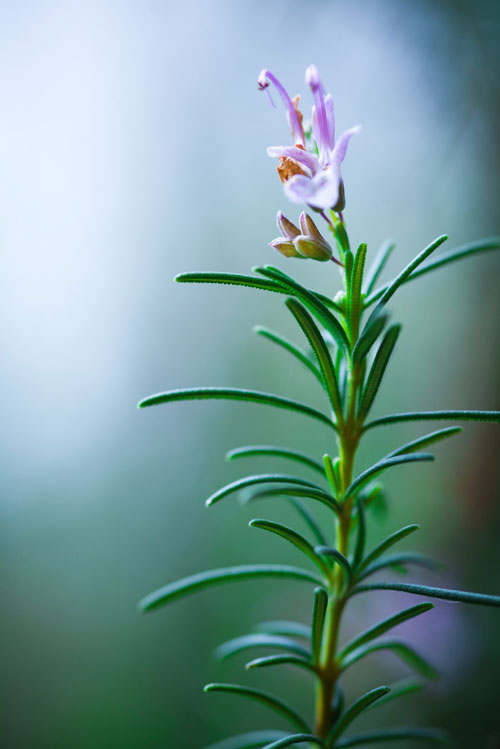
[{"xmin": 258, "ymin": 65, "xmax": 361, "ymax": 213}]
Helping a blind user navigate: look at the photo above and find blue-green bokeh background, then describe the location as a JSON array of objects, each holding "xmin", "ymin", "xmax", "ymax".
[{"xmin": 1, "ymin": 1, "xmax": 499, "ymax": 747}]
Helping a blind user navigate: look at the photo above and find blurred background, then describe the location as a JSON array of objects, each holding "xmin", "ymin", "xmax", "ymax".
[{"xmin": 1, "ymin": 0, "xmax": 499, "ymax": 746}]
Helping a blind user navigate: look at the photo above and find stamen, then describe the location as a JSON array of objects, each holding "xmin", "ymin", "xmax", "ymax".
[{"xmin": 258, "ymin": 69, "xmax": 306, "ymax": 147}]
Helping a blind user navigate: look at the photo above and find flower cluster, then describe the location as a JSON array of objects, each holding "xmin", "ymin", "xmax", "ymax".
[
  {"xmin": 258, "ymin": 64, "xmax": 360, "ymax": 214},
  {"xmin": 270, "ymin": 210, "xmax": 333, "ymax": 262}
]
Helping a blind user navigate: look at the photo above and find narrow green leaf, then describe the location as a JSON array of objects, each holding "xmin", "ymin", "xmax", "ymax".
[
  {"xmin": 138, "ymin": 564, "xmax": 324, "ymax": 612},
  {"xmin": 348, "ymin": 243, "xmax": 368, "ymax": 338},
  {"xmin": 287, "ymin": 497, "xmax": 329, "ymax": 547},
  {"xmin": 252, "ymin": 620, "xmax": 311, "ymax": 639},
  {"xmin": 352, "ymin": 497, "xmax": 366, "ymax": 570},
  {"xmin": 206, "ymin": 474, "xmax": 322, "ymax": 508},
  {"xmin": 364, "ymin": 234, "xmax": 448, "ymax": 308},
  {"xmin": 387, "ymin": 427, "xmax": 463, "ymax": 457},
  {"xmin": 286, "ymin": 298, "xmax": 344, "ymax": 421},
  {"xmin": 249, "ymin": 519, "xmax": 331, "ymax": 577},
  {"xmin": 340, "ymin": 640, "xmax": 438, "ymax": 679},
  {"xmin": 363, "ymin": 240, "xmax": 395, "ymax": 295},
  {"xmin": 138, "ymin": 388, "xmax": 335, "ymax": 431},
  {"xmin": 175, "ymin": 271, "xmax": 290, "ymax": 295},
  {"xmin": 352, "ymin": 310, "xmax": 388, "ymax": 365},
  {"xmin": 254, "ymin": 326, "xmax": 324, "ymax": 384},
  {"xmin": 243, "ymin": 485, "xmax": 342, "ymax": 517},
  {"xmin": 335, "ymin": 727, "xmax": 449, "ymax": 747},
  {"xmin": 262, "ymin": 735, "xmax": 324, "ymax": 749},
  {"xmin": 358, "ymin": 324, "xmax": 401, "ymax": 419},
  {"xmin": 365, "ymin": 410, "xmax": 500, "ymax": 430},
  {"xmin": 344, "ymin": 249, "xmax": 354, "ymax": 296},
  {"xmin": 365, "ymin": 237, "xmax": 500, "ymax": 305},
  {"xmin": 327, "ymin": 686, "xmax": 391, "ymax": 743},
  {"xmin": 255, "ymin": 266, "xmax": 350, "ymax": 352},
  {"xmin": 311, "ymin": 587, "xmax": 329, "ymax": 662},
  {"xmin": 215, "ymin": 633, "xmax": 310, "ymax": 661},
  {"xmin": 226, "ymin": 445, "xmax": 324, "ymax": 474},
  {"xmin": 358, "ymin": 552, "xmax": 444, "ymax": 581},
  {"xmin": 357, "ymin": 525, "xmax": 420, "ymax": 574},
  {"xmin": 350, "ymin": 582, "xmax": 500, "ymax": 607},
  {"xmin": 345, "ymin": 454, "xmax": 434, "ymax": 499},
  {"xmin": 339, "ymin": 603, "xmax": 434, "ymax": 658},
  {"xmin": 204, "ymin": 731, "xmax": 289, "ymax": 749},
  {"xmin": 204, "ymin": 683, "xmax": 309, "ymax": 733},
  {"xmin": 367, "ymin": 678, "xmax": 424, "ymax": 710},
  {"xmin": 314, "ymin": 546, "xmax": 352, "ymax": 584},
  {"xmin": 245, "ymin": 654, "xmax": 316, "ymax": 675}
]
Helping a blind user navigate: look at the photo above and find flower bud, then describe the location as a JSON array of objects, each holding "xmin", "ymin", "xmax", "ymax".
[
  {"xmin": 269, "ymin": 237, "xmax": 305, "ymax": 259},
  {"xmin": 293, "ymin": 234, "xmax": 332, "ymax": 261},
  {"xmin": 276, "ymin": 211, "xmax": 300, "ymax": 240},
  {"xmin": 299, "ymin": 212, "xmax": 327, "ymax": 243}
]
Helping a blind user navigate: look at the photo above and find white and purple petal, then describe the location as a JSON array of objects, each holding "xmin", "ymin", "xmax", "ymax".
[
  {"xmin": 284, "ymin": 165, "xmax": 342, "ymax": 211},
  {"xmin": 266, "ymin": 145, "xmax": 319, "ymax": 175},
  {"xmin": 258, "ymin": 69, "xmax": 305, "ymax": 147}
]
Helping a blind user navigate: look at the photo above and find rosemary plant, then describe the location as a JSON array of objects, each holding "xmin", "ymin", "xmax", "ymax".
[{"xmin": 138, "ymin": 66, "xmax": 500, "ymax": 748}]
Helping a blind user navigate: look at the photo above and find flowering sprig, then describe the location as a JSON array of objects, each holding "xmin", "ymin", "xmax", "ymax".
[{"xmin": 138, "ymin": 64, "xmax": 500, "ymax": 748}]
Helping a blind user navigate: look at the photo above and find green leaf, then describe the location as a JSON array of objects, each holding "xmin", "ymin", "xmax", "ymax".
[
  {"xmin": 285, "ymin": 299, "xmax": 344, "ymax": 421},
  {"xmin": 386, "ymin": 427, "xmax": 463, "ymax": 457},
  {"xmin": 226, "ymin": 444, "xmax": 324, "ymax": 474},
  {"xmin": 175, "ymin": 271, "xmax": 291, "ymax": 295},
  {"xmin": 262, "ymin": 735, "xmax": 324, "ymax": 748},
  {"xmin": 352, "ymin": 309, "xmax": 388, "ymax": 365},
  {"xmin": 344, "ymin": 454, "xmax": 434, "ymax": 499},
  {"xmin": 287, "ymin": 497, "xmax": 329, "ymax": 547},
  {"xmin": 335, "ymin": 727, "xmax": 449, "ymax": 747},
  {"xmin": 253, "ymin": 326, "xmax": 324, "ymax": 384},
  {"xmin": 364, "ymin": 234, "xmax": 448, "ymax": 308},
  {"xmin": 245, "ymin": 654, "xmax": 316, "ymax": 675},
  {"xmin": 215, "ymin": 633, "xmax": 310, "ymax": 661},
  {"xmin": 323, "ymin": 454, "xmax": 340, "ymax": 497},
  {"xmin": 314, "ymin": 547, "xmax": 353, "ymax": 584},
  {"xmin": 357, "ymin": 525, "xmax": 420, "ymax": 574},
  {"xmin": 358, "ymin": 552, "xmax": 444, "ymax": 581},
  {"xmin": 365, "ymin": 410, "xmax": 500, "ymax": 430},
  {"xmin": 204, "ymin": 683, "xmax": 309, "ymax": 733},
  {"xmin": 366, "ymin": 237, "xmax": 500, "ymax": 304},
  {"xmin": 339, "ymin": 603, "xmax": 434, "ymax": 659},
  {"xmin": 344, "ymin": 249, "xmax": 354, "ymax": 296},
  {"xmin": 138, "ymin": 564, "xmax": 325, "ymax": 612},
  {"xmin": 255, "ymin": 266, "xmax": 350, "ymax": 352},
  {"xmin": 249, "ymin": 519, "xmax": 331, "ymax": 577},
  {"xmin": 350, "ymin": 582, "xmax": 500, "ymax": 607},
  {"xmin": 348, "ymin": 243, "xmax": 368, "ymax": 339},
  {"xmin": 363, "ymin": 240, "xmax": 395, "ymax": 295},
  {"xmin": 206, "ymin": 474, "xmax": 323, "ymax": 507},
  {"xmin": 352, "ymin": 497, "xmax": 366, "ymax": 570},
  {"xmin": 358, "ymin": 324, "xmax": 401, "ymax": 419},
  {"xmin": 340, "ymin": 640, "xmax": 438, "ymax": 679},
  {"xmin": 243, "ymin": 485, "xmax": 341, "ymax": 517},
  {"xmin": 204, "ymin": 731, "xmax": 289, "ymax": 749},
  {"xmin": 138, "ymin": 388, "xmax": 335, "ymax": 431},
  {"xmin": 254, "ymin": 264, "xmax": 343, "ymax": 312},
  {"xmin": 311, "ymin": 587, "xmax": 328, "ymax": 662},
  {"xmin": 252, "ymin": 620, "xmax": 311, "ymax": 639},
  {"xmin": 367, "ymin": 678, "xmax": 424, "ymax": 710},
  {"xmin": 327, "ymin": 686, "xmax": 391, "ymax": 744}
]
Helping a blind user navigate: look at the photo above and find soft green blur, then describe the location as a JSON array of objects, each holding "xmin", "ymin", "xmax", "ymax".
[{"xmin": 1, "ymin": 1, "xmax": 499, "ymax": 747}]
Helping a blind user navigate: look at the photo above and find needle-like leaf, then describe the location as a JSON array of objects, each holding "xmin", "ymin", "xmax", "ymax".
[
  {"xmin": 314, "ymin": 547, "xmax": 353, "ymax": 585},
  {"xmin": 138, "ymin": 387, "xmax": 336, "ymax": 430},
  {"xmin": 350, "ymin": 582, "xmax": 500, "ymax": 607},
  {"xmin": 340, "ymin": 640, "xmax": 438, "ymax": 679},
  {"xmin": 204, "ymin": 684, "xmax": 309, "ymax": 733},
  {"xmin": 287, "ymin": 497, "xmax": 329, "ymax": 546},
  {"xmin": 352, "ymin": 309, "xmax": 388, "ymax": 365},
  {"xmin": 363, "ymin": 240, "xmax": 395, "ymax": 295},
  {"xmin": 339, "ymin": 603, "xmax": 434, "ymax": 658},
  {"xmin": 358, "ymin": 324, "xmax": 401, "ymax": 419},
  {"xmin": 367, "ymin": 678, "xmax": 424, "ymax": 710},
  {"xmin": 311, "ymin": 587, "xmax": 328, "ymax": 662},
  {"xmin": 206, "ymin": 474, "xmax": 323, "ymax": 507},
  {"xmin": 249, "ymin": 519, "xmax": 331, "ymax": 577},
  {"xmin": 285, "ymin": 298, "xmax": 344, "ymax": 421},
  {"xmin": 335, "ymin": 727, "xmax": 449, "ymax": 746},
  {"xmin": 358, "ymin": 552, "xmax": 444, "ymax": 581},
  {"xmin": 253, "ymin": 326, "xmax": 324, "ymax": 384},
  {"xmin": 352, "ymin": 497, "xmax": 366, "ymax": 570},
  {"xmin": 138, "ymin": 565, "xmax": 325, "ymax": 612},
  {"xmin": 251, "ymin": 620, "xmax": 311, "ymax": 639},
  {"xmin": 344, "ymin": 454, "xmax": 434, "ymax": 499},
  {"xmin": 215, "ymin": 633, "xmax": 310, "ymax": 661},
  {"xmin": 226, "ymin": 445, "xmax": 324, "ymax": 474},
  {"xmin": 245, "ymin": 654, "xmax": 316, "ymax": 675},
  {"xmin": 262, "ymin": 735, "xmax": 324, "ymax": 748},
  {"xmin": 242, "ymin": 485, "xmax": 341, "ymax": 517},
  {"xmin": 386, "ymin": 427, "xmax": 463, "ymax": 457},
  {"xmin": 357, "ymin": 525, "xmax": 420, "ymax": 574},
  {"xmin": 365, "ymin": 410, "xmax": 500, "ymax": 430},
  {"xmin": 348, "ymin": 243, "xmax": 368, "ymax": 339},
  {"xmin": 327, "ymin": 686, "xmax": 391, "ymax": 744},
  {"xmin": 203, "ymin": 731, "xmax": 289, "ymax": 749}
]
